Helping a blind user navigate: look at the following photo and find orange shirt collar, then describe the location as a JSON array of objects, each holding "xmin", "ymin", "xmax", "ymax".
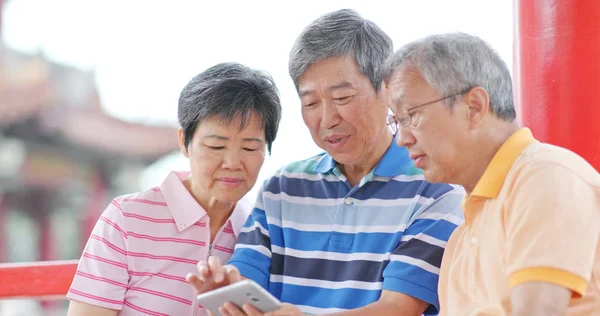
[{"xmin": 471, "ymin": 128, "xmax": 539, "ymax": 198}]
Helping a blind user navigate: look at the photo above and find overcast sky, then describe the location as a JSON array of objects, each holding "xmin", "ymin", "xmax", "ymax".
[{"xmin": 2, "ymin": 0, "xmax": 513, "ymax": 198}]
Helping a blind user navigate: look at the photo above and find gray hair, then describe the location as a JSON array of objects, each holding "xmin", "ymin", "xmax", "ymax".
[
  {"xmin": 178, "ymin": 62, "xmax": 282, "ymax": 154},
  {"xmin": 383, "ymin": 32, "xmax": 516, "ymax": 121},
  {"xmin": 289, "ymin": 9, "xmax": 393, "ymax": 91}
]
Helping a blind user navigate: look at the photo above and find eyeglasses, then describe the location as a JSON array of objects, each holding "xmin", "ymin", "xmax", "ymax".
[{"xmin": 386, "ymin": 87, "xmax": 472, "ymax": 135}]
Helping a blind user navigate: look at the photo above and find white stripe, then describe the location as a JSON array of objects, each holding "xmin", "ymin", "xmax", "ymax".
[
  {"xmin": 400, "ymin": 234, "xmax": 448, "ymax": 248},
  {"xmin": 390, "ymin": 254, "xmax": 440, "ymax": 274},
  {"xmin": 270, "ymin": 274, "xmax": 382, "ymax": 291},
  {"xmin": 297, "ymin": 304, "xmax": 348, "ymax": 314},
  {"xmin": 372, "ymin": 174, "xmax": 425, "ymax": 182},
  {"xmin": 271, "ymin": 245, "xmax": 391, "ymax": 262},
  {"xmin": 263, "ymin": 191, "xmax": 342, "ymax": 206},
  {"xmin": 417, "ymin": 212, "xmax": 464, "ymax": 226},
  {"xmin": 253, "ymin": 201, "xmax": 265, "ymax": 210},
  {"xmin": 352, "ymin": 195, "xmax": 434, "ymax": 207},
  {"xmin": 233, "ymin": 244, "xmax": 271, "ymax": 258},
  {"xmin": 263, "ymin": 191, "xmax": 431, "ymax": 208},
  {"xmin": 279, "ymin": 171, "xmax": 428, "ymax": 185},
  {"xmin": 240, "ymin": 221, "xmax": 270, "ymax": 237},
  {"xmin": 266, "ymin": 216, "xmax": 407, "ymax": 234},
  {"xmin": 278, "ymin": 170, "xmax": 343, "ymax": 182}
]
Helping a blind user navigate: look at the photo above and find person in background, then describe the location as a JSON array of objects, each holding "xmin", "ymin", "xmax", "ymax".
[
  {"xmin": 187, "ymin": 9, "xmax": 464, "ymax": 316},
  {"xmin": 66, "ymin": 62, "xmax": 282, "ymax": 316},
  {"xmin": 383, "ymin": 32, "xmax": 600, "ymax": 315}
]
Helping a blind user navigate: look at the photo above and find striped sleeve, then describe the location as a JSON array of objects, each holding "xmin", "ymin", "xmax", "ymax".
[
  {"xmin": 382, "ymin": 188, "xmax": 463, "ymax": 315},
  {"xmin": 67, "ymin": 199, "xmax": 129, "ymax": 310},
  {"xmin": 228, "ymin": 182, "xmax": 273, "ymax": 289}
]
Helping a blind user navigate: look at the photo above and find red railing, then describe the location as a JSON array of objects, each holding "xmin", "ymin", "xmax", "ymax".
[{"xmin": 0, "ymin": 260, "xmax": 78, "ymax": 299}]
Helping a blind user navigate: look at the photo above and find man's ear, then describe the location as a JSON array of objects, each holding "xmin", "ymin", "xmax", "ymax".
[
  {"xmin": 378, "ymin": 81, "xmax": 390, "ymax": 103},
  {"xmin": 464, "ymin": 87, "xmax": 491, "ymax": 128},
  {"xmin": 177, "ymin": 127, "xmax": 190, "ymax": 158}
]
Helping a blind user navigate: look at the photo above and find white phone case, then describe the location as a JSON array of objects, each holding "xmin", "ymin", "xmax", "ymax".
[{"xmin": 197, "ymin": 280, "xmax": 281, "ymax": 315}]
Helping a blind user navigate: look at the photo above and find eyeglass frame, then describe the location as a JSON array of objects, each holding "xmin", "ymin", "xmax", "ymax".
[{"xmin": 386, "ymin": 87, "xmax": 473, "ymax": 135}]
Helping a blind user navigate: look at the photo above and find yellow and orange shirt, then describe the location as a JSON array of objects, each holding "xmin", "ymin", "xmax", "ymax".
[{"xmin": 438, "ymin": 128, "xmax": 600, "ymax": 315}]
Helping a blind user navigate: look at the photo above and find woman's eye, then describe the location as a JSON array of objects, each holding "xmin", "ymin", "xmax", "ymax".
[
  {"xmin": 207, "ymin": 146, "xmax": 225, "ymax": 150},
  {"xmin": 243, "ymin": 148, "xmax": 258, "ymax": 152}
]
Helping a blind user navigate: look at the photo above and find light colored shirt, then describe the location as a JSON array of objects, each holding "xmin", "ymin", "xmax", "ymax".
[
  {"xmin": 438, "ymin": 128, "xmax": 600, "ymax": 315},
  {"xmin": 229, "ymin": 139, "xmax": 465, "ymax": 315},
  {"xmin": 67, "ymin": 171, "xmax": 251, "ymax": 316}
]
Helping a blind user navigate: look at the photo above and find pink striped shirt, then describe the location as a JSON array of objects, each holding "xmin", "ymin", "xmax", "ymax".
[{"xmin": 67, "ymin": 171, "xmax": 251, "ymax": 316}]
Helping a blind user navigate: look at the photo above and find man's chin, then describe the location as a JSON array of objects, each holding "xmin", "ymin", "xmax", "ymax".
[
  {"xmin": 326, "ymin": 151, "xmax": 355, "ymax": 165},
  {"xmin": 422, "ymin": 169, "xmax": 443, "ymax": 184}
]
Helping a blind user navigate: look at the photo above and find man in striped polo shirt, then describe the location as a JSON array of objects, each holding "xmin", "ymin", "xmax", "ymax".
[{"xmin": 187, "ymin": 9, "xmax": 464, "ymax": 316}]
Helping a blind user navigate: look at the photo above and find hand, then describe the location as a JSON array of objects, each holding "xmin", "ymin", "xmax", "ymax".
[
  {"xmin": 217, "ymin": 302, "xmax": 303, "ymax": 316},
  {"xmin": 186, "ymin": 256, "xmax": 243, "ymax": 295}
]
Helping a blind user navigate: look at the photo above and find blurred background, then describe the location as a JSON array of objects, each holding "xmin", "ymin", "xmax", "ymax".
[{"xmin": 0, "ymin": 0, "xmax": 512, "ymax": 314}]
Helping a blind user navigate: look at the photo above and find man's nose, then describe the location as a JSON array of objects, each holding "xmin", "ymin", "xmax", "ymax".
[
  {"xmin": 396, "ymin": 126, "xmax": 416, "ymax": 147},
  {"xmin": 320, "ymin": 101, "xmax": 341, "ymax": 129}
]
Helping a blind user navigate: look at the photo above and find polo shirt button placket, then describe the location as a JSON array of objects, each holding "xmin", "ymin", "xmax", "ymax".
[
  {"xmin": 344, "ymin": 197, "xmax": 353, "ymax": 206},
  {"xmin": 470, "ymin": 236, "xmax": 478, "ymax": 245}
]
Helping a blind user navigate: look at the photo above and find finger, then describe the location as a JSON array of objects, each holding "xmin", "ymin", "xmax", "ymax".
[
  {"xmin": 242, "ymin": 303, "xmax": 263, "ymax": 316},
  {"xmin": 185, "ymin": 273, "xmax": 205, "ymax": 294},
  {"xmin": 223, "ymin": 264, "xmax": 242, "ymax": 283},
  {"xmin": 208, "ymin": 256, "xmax": 225, "ymax": 283},
  {"xmin": 197, "ymin": 261, "xmax": 211, "ymax": 281},
  {"xmin": 219, "ymin": 306, "xmax": 232, "ymax": 316},
  {"xmin": 223, "ymin": 302, "xmax": 247, "ymax": 316}
]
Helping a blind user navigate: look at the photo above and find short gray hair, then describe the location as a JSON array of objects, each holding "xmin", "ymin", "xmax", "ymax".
[
  {"xmin": 178, "ymin": 62, "xmax": 282, "ymax": 154},
  {"xmin": 289, "ymin": 9, "xmax": 393, "ymax": 92},
  {"xmin": 383, "ymin": 32, "xmax": 515, "ymax": 121}
]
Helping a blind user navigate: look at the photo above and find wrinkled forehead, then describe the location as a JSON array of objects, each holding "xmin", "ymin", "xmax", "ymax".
[{"xmin": 387, "ymin": 68, "xmax": 436, "ymax": 105}]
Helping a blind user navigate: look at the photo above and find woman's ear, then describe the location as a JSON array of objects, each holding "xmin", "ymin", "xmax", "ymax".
[{"xmin": 177, "ymin": 127, "xmax": 189, "ymax": 158}]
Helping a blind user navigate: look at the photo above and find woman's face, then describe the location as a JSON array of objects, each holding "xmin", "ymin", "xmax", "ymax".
[{"xmin": 178, "ymin": 112, "xmax": 267, "ymax": 205}]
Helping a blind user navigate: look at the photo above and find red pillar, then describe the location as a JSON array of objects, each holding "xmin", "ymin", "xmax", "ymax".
[{"xmin": 514, "ymin": 0, "xmax": 600, "ymax": 171}]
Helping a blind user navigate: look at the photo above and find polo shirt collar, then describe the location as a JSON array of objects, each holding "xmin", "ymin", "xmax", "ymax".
[
  {"xmin": 471, "ymin": 128, "xmax": 539, "ymax": 198},
  {"xmin": 374, "ymin": 136, "xmax": 412, "ymax": 177},
  {"xmin": 312, "ymin": 136, "xmax": 413, "ymax": 177},
  {"xmin": 228, "ymin": 194, "xmax": 252, "ymax": 238},
  {"xmin": 159, "ymin": 171, "xmax": 250, "ymax": 236},
  {"xmin": 160, "ymin": 171, "xmax": 207, "ymax": 232},
  {"xmin": 313, "ymin": 153, "xmax": 337, "ymax": 174}
]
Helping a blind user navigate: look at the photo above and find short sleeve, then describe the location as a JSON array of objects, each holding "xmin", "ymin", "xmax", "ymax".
[
  {"xmin": 66, "ymin": 200, "xmax": 130, "ymax": 310},
  {"xmin": 382, "ymin": 188, "xmax": 464, "ymax": 315},
  {"xmin": 505, "ymin": 162, "xmax": 600, "ymax": 297}
]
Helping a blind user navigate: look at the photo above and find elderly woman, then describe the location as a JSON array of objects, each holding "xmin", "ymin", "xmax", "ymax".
[{"xmin": 66, "ymin": 62, "xmax": 282, "ymax": 316}]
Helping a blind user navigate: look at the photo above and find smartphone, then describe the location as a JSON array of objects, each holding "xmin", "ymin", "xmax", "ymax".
[{"xmin": 197, "ymin": 279, "xmax": 282, "ymax": 315}]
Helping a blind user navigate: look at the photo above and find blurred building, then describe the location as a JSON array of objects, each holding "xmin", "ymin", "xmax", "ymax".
[{"xmin": 0, "ymin": 44, "xmax": 179, "ymax": 265}]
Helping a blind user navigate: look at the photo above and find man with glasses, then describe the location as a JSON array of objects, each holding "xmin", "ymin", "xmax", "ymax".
[
  {"xmin": 384, "ymin": 32, "xmax": 600, "ymax": 315},
  {"xmin": 186, "ymin": 9, "xmax": 464, "ymax": 316}
]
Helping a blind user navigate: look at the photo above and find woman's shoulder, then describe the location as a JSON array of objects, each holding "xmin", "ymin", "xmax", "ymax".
[{"xmin": 109, "ymin": 186, "xmax": 168, "ymax": 215}]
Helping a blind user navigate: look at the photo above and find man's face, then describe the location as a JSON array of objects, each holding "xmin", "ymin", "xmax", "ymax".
[
  {"xmin": 387, "ymin": 69, "xmax": 469, "ymax": 184},
  {"xmin": 297, "ymin": 56, "xmax": 389, "ymax": 166}
]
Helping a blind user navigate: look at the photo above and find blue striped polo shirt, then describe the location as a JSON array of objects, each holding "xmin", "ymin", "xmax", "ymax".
[{"xmin": 228, "ymin": 140, "xmax": 465, "ymax": 315}]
